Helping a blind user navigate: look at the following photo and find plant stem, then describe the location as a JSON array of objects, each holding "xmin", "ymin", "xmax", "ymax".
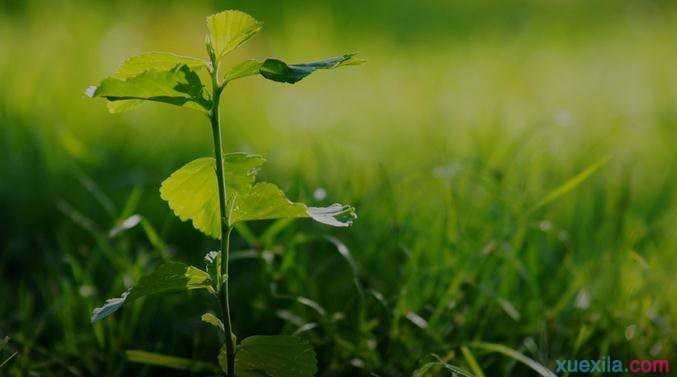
[{"xmin": 209, "ymin": 54, "xmax": 236, "ymax": 377}]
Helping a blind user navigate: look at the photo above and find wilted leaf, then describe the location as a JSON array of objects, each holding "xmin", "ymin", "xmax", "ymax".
[
  {"xmin": 224, "ymin": 54, "xmax": 364, "ymax": 84},
  {"xmin": 91, "ymin": 262, "xmax": 211, "ymax": 322},
  {"xmin": 160, "ymin": 154, "xmax": 356, "ymax": 238},
  {"xmin": 204, "ymin": 250, "xmax": 221, "ymax": 288},
  {"xmin": 86, "ymin": 64, "xmax": 210, "ymax": 113},
  {"xmin": 90, "ymin": 292, "xmax": 129, "ymax": 323},
  {"xmin": 235, "ymin": 335, "xmax": 317, "ymax": 377},
  {"xmin": 207, "ymin": 10, "xmax": 262, "ymax": 59},
  {"xmin": 308, "ymin": 204, "xmax": 356, "ymax": 227}
]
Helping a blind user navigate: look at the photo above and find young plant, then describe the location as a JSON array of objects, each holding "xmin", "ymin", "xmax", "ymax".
[{"xmin": 86, "ymin": 10, "xmax": 361, "ymax": 376}]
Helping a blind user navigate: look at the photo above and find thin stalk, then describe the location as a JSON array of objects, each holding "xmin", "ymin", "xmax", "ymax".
[{"xmin": 208, "ymin": 51, "xmax": 236, "ymax": 377}]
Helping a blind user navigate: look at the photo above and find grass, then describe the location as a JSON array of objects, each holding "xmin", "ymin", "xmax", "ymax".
[{"xmin": 1, "ymin": 1, "xmax": 675, "ymax": 376}]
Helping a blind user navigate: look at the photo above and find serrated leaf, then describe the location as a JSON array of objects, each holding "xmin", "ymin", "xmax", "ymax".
[
  {"xmin": 234, "ymin": 335, "xmax": 318, "ymax": 377},
  {"xmin": 114, "ymin": 52, "xmax": 207, "ymax": 78},
  {"xmin": 159, "ymin": 154, "xmax": 266, "ymax": 238},
  {"xmin": 107, "ymin": 99, "xmax": 145, "ymax": 114},
  {"xmin": 91, "ymin": 262, "xmax": 211, "ymax": 322},
  {"xmin": 105, "ymin": 52, "xmax": 208, "ymax": 113},
  {"xmin": 224, "ymin": 54, "xmax": 364, "ymax": 84},
  {"xmin": 86, "ymin": 64, "xmax": 210, "ymax": 113},
  {"xmin": 160, "ymin": 154, "xmax": 356, "ymax": 238},
  {"xmin": 126, "ymin": 350, "xmax": 219, "ymax": 373},
  {"xmin": 230, "ymin": 182, "xmax": 307, "ymax": 224},
  {"xmin": 223, "ymin": 59, "xmax": 264, "ymax": 82},
  {"xmin": 207, "ymin": 10, "xmax": 262, "ymax": 59}
]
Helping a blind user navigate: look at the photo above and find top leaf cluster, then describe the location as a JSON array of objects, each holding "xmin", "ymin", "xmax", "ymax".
[{"xmin": 86, "ymin": 10, "xmax": 364, "ymax": 114}]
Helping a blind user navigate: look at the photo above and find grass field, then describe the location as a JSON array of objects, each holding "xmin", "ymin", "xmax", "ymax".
[{"xmin": 1, "ymin": 1, "xmax": 675, "ymax": 376}]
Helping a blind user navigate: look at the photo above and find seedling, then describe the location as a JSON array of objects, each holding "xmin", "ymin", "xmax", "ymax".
[{"xmin": 86, "ymin": 10, "xmax": 361, "ymax": 376}]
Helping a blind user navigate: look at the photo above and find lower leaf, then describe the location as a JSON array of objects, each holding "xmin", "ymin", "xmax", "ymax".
[
  {"xmin": 91, "ymin": 262, "xmax": 212, "ymax": 322},
  {"xmin": 232, "ymin": 335, "xmax": 318, "ymax": 377}
]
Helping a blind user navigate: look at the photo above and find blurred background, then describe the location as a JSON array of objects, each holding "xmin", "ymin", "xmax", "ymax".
[{"xmin": 1, "ymin": 0, "xmax": 675, "ymax": 375}]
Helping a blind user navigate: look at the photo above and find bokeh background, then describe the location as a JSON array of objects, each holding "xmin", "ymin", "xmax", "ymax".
[{"xmin": 1, "ymin": 0, "xmax": 675, "ymax": 376}]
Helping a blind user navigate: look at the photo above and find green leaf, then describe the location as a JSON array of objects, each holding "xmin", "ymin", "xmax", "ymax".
[
  {"xmin": 86, "ymin": 64, "xmax": 210, "ymax": 113},
  {"xmin": 230, "ymin": 182, "xmax": 307, "ymax": 224},
  {"xmin": 235, "ymin": 335, "xmax": 318, "ymax": 377},
  {"xmin": 126, "ymin": 350, "xmax": 219, "ymax": 373},
  {"xmin": 107, "ymin": 99, "xmax": 145, "ymax": 114},
  {"xmin": 201, "ymin": 312, "xmax": 224, "ymax": 333},
  {"xmin": 206, "ymin": 10, "xmax": 262, "ymax": 59},
  {"xmin": 105, "ymin": 52, "xmax": 208, "ymax": 113},
  {"xmin": 159, "ymin": 153, "xmax": 356, "ymax": 238},
  {"xmin": 91, "ymin": 262, "xmax": 211, "ymax": 322},
  {"xmin": 114, "ymin": 52, "xmax": 207, "ymax": 78},
  {"xmin": 259, "ymin": 54, "xmax": 364, "ymax": 84},
  {"xmin": 218, "ymin": 344, "xmax": 229, "ymax": 373},
  {"xmin": 159, "ymin": 153, "xmax": 266, "ymax": 238},
  {"xmin": 223, "ymin": 59, "xmax": 264, "ymax": 82},
  {"xmin": 224, "ymin": 54, "xmax": 364, "ymax": 84}
]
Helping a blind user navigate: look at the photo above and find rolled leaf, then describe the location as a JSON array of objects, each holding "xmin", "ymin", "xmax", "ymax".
[
  {"xmin": 91, "ymin": 262, "xmax": 212, "ymax": 322},
  {"xmin": 223, "ymin": 54, "xmax": 364, "ymax": 84}
]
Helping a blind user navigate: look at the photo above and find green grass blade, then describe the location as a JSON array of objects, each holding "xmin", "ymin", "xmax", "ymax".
[
  {"xmin": 126, "ymin": 350, "xmax": 218, "ymax": 372},
  {"xmin": 0, "ymin": 352, "xmax": 18, "ymax": 369},
  {"xmin": 470, "ymin": 342, "xmax": 556, "ymax": 377},
  {"xmin": 532, "ymin": 155, "xmax": 611, "ymax": 211},
  {"xmin": 414, "ymin": 361, "xmax": 476, "ymax": 377},
  {"xmin": 460, "ymin": 346, "xmax": 485, "ymax": 377}
]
